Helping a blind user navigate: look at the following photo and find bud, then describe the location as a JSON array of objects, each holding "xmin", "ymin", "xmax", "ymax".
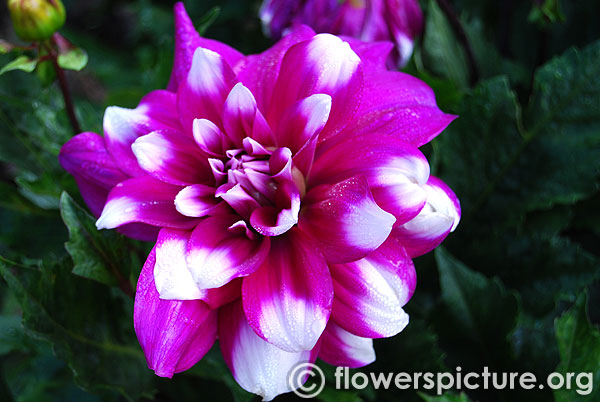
[{"xmin": 7, "ymin": 0, "xmax": 66, "ymax": 42}]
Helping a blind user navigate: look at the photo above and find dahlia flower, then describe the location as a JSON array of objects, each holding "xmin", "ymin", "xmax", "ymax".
[
  {"xmin": 259, "ymin": 0, "xmax": 424, "ymax": 68},
  {"xmin": 59, "ymin": 3, "xmax": 459, "ymax": 400}
]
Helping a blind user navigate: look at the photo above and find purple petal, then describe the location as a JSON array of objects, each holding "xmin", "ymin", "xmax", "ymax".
[
  {"xmin": 177, "ymin": 47, "xmax": 237, "ymax": 133},
  {"xmin": 134, "ymin": 247, "xmax": 217, "ymax": 378},
  {"xmin": 154, "ymin": 229, "xmax": 204, "ymax": 300},
  {"xmin": 319, "ymin": 321, "xmax": 375, "ymax": 368},
  {"xmin": 236, "ymin": 25, "xmax": 315, "ymax": 114},
  {"xmin": 187, "ymin": 215, "xmax": 270, "ymax": 289},
  {"xmin": 267, "ymin": 34, "xmax": 363, "ymax": 141},
  {"xmin": 330, "ymin": 236, "xmax": 415, "ymax": 338},
  {"xmin": 250, "ymin": 181, "xmax": 301, "ymax": 237},
  {"xmin": 343, "ymin": 38, "xmax": 394, "ymax": 71},
  {"xmin": 386, "ymin": 0, "xmax": 424, "ymax": 68},
  {"xmin": 96, "ymin": 176, "xmax": 196, "ymax": 230},
  {"xmin": 175, "ymin": 184, "xmax": 221, "ymax": 217},
  {"xmin": 192, "ymin": 118, "xmax": 227, "ymax": 157},
  {"xmin": 219, "ymin": 300, "xmax": 320, "ymax": 401},
  {"xmin": 131, "ymin": 129, "xmax": 211, "ymax": 186},
  {"xmin": 222, "ymin": 83, "xmax": 273, "ymax": 146},
  {"xmin": 103, "ymin": 90, "xmax": 179, "ymax": 177},
  {"xmin": 275, "ymin": 93, "xmax": 331, "ymax": 165},
  {"xmin": 242, "ymin": 228, "xmax": 333, "ymax": 352},
  {"xmin": 217, "ymin": 183, "xmax": 261, "ymax": 220},
  {"xmin": 394, "ymin": 176, "xmax": 461, "ymax": 258},
  {"xmin": 299, "ymin": 176, "xmax": 395, "ymax": 264},
  {"xmin": 258, "ymin": 0, "xmax": 300, "ymax": 39},
  {"xmin": 330, "ymin": 69, "xmax": 456, "ymax": 148},
  {"xmin": 167, "ymin": 2, "xmax": 244, "ymax": 91},
  {"xmin": 59, "ymin": 132, "xmax": 127, "ymax": 217},
  {"xmin": 311, "ymin": 135, "xmax": 430, "ymax": 225}
]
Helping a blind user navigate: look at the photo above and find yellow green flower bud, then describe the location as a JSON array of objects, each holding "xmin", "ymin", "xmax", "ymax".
[{"xmin": 7, "ymin": 0, "xmax": 66, "ymax": 42}]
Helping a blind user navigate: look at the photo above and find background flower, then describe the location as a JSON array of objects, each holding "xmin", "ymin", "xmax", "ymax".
[{"xmin": 260, "ymin": 0, "xmax": 424, "ymax": 68}]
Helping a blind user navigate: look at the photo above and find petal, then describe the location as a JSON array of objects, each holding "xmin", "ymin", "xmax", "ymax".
[
  {"xmin": 385, "ymin": 0, "xmax": 424, "ymax": 67},
  {"xmin": 193, "ymin": 118, "xmax": 227, "ymax": 156},
  {"xmin": 155, "ymin": 229, "xmax": 204, "ymax": 300},
  {"xmin": 329, "ymin": 235, "xmax": 415, "ymax": 338},
  {"xmin": 235, "ymin": 25, "xmax": 315, "ymax": 114},
  {"xmin": 331, "ymin": 69, "xmax": 456, "ymax": 148},
  {"xmin": 216, "ymin": 183, "xmax": 261, "ymax": 220},
  {"xmin": 134, "ymin": 247, "xmax": 217, "ymax": 378},
  {"xmin": 59, "ymin": 132, "xmax": 127, "ymax": 217},
  {"xmin": 175, "ymin": 184, "xmax": 221, "ymax": 217},
  {"xmin": 219, "ymin": 300, "xmax": 319, "ymax": 401},
  {"xmin": 311, "ymin": 135, "xmax": 430, "ymax": 225},
  {"xmin": 103, "ymin": 90, "xmax": 179, "ymax": 176},
  {"xmin": 187, "ymin": 215, "xmax": 270, "ymax": 289},
  {"xmin": 177, "ymin": 47, "xmax": 238, "ymax": 133},
  {"xmin": 394, "ymin": 176, "xmax": 461, "ymax": 258},
  {"xmin": 275, "ymin": 94, "xmax": 332, "ymax": 153},
  {"xmin": 96, "ymin": 176, "xmax": 196, "ymax": 230},
  {"xmin": 319, "ymin": 321, "xmax": 375, "ymax": 368},
  {"xmin": 267, "ymin": 34, "xmax": 363, "ymax": 141},
  {"xmin": 132, "ymin": 129, "xmax": 211, "ymax": 186},
  {"xmin": 167, "ymin": 2, "xmax": 244, "ymax": 91},
  {"xmin": 258, "ymin": 0, "xmax": 299, "ymax": 39},
  {"xmin": 242, "ymin": 228, "xmax": 333, "ymax": 352},
  {"xmin": 250, "ymin": 181, "xmax": 301, "ymax": 237},
  {"xmin": 222, "ymin": 83, "xmax": 273, "ymax": 146},
  {"xmin": 343, "ymin": 38, "xmax": 394, "ymax": 71},
  {"xmin": 299, "ymin": 176, "xmax": 396, "ymax": 264}
]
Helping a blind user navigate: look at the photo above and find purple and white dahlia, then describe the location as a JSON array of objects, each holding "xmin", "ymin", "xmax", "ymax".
[
  {"xmin": 260, "ymin": 0, "xmax": 424, "ymax": 68},
  {"xmin": 59, "ymin": 3, "xmax": 459, "ymax": 400}
]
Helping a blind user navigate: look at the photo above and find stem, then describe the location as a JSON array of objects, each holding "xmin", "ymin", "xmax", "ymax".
[
  {"xmin": 435, "ymin": 0, "xmax": 479, "ymax": 86},
  {"xmin": 44, "ymin": 40, "xmax": 81, "ymax": 134}
]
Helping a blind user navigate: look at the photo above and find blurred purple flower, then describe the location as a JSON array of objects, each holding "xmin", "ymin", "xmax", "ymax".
[
  {"xmin": 260, "ymin": 0, "xmax": 424, "ymax": 68},
  {"xmin": 59, "ymin": 3, "xmax": 459, "ymax": 400}
]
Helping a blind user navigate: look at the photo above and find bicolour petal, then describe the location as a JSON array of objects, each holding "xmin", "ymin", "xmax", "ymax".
[
  {"xmin": 242, "ymin": 229, "xmax": 333, "ymax": 352},
  {"xmin": 132, "ymin": 129, "xmax": 211, "ymax": 186},
  {"xmin": 186, "ymin": 215, "xmax": 270, "ymax": 289},
  {"xmin": 329, "ymin": 235, "xmax": 415, "ymax": 338},
  {"xmin": 394, "ymin": 176, "xmax": 461, "ymax": 258},
  {"xmin": 259, "ymin": 0, "xmax": 300, "ymax": 39},
  {"xmin": 59, "ymin": 132, "xmax": 127, "ymax": 217},
  {"xmin": 96, "ymin": 176, "xmax": 196, "ymax": 230},
  {"xmin": 319, "ymin": 321, "xmax": 375, "ymax": 368},
  {"xmin": 331, "ymin": 69, "xmax": 456, "ymax": 148},
  {"xmin": 386, "ymin": 0, "xmax": 424, "ymax": 68},
  {"xmin": 219, "ymin": 300, "xmax": 319, "ymax": 401},
  {"xmin": 250, "ymin": 180, "xmax": 301, "ymax": 237},
  {"xmin": 299, "ymin": 176, "xmax": 395, "ymax": 264},
  {"xmin": 222, "ymin": 83, "xmax": 273, "ymax": 146},
  {"xmin": 275, "ymin": 94, "xmax": 331, "ymax": 164},
  {"xmin": 267, "ymin": 34, "xmax": 363, "ymax": 141},
  {"xmin": 175, "ymin": 184, "xmax": 221, "ymax": 217},
  {"xmin": 134, "ymin": 247, "xmax": 217, "ymax": 378},
  {"xmin": 311, "ymin": 135, "xmax": 430, "ymax": 225},
  {"xmin": 167, "ymin": 2, "xmax": 244, "ymax": 91},
  {"xmin": 236, "ymin": 25, "xmax": 315, "ymax": 114},
  {"xmin": 103, "ymin": 90, "xmax": 179, "ymax": 177},
  {"xmin": 343, "ymin": 38, "xmax": 394, "ymax": 71},
  {"xmin": 154, "ymin": 229, "xmax": 204, "ymax": 300},
  {"xmin": 177, "ymin": 47, "xmax": 238, "ymax": 133}
]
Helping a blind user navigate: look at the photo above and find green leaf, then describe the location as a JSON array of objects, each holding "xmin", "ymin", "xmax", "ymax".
[
  {"xmin": 419, "ymin": 392, "xmax": 472, "ymax": 402},
  {"xmin": 0, "ymin": 56, "xmax": 37, "ymax": 75},
  {"xmin": 59, "ymin": 192, "xmax": 131, "ymax": 288},
  {"xmin": 422, "ymin": 0, "xmax": 470, "ymax": 89},
  {"xmin": 0, "ymin": 257, "xmax": 153, "ymax": 400},
  {"xmin": 57, "ymin": 47, "xmax": 88, "ymax": 71},
  {"xmin": 196, "ymin": 7, "xmax": 221, "ymax": 36},
  {"xmin": 434, "ymin": 248, "xmax": 519, "ymax": 363},
  {"xmin": 553, "ymin": 292, "xmax": 600, "ymax": 402}
]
